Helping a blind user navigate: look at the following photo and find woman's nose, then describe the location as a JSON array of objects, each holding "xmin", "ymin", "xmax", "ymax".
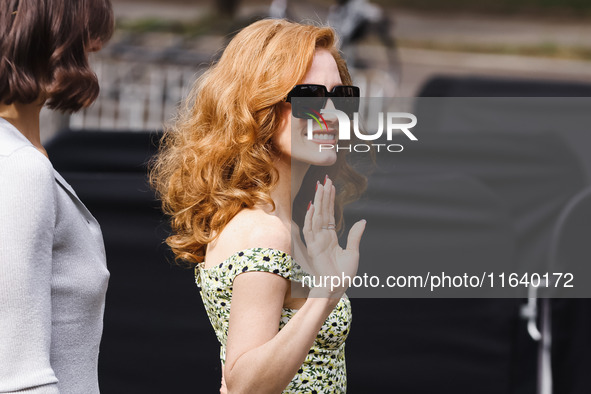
[
  {"xmin": 325, "ymin": 98, "xmax": 337, "ymax": 111},
  {"xmin": 321, "ymin": 98, "xmax": 339, "ymax": 123}
]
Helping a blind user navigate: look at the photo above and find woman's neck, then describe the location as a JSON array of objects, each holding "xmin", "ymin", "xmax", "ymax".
[
  {"xmin": 270, "ymin": 154, "xmax": 310, "ymax": 219},
  {"xmin": 0, "ymin": 101, "xmax": 44, "ymax": 152}
]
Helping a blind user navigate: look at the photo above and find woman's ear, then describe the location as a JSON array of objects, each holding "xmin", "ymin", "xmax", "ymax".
[
  {"xmin": 269, "ymin": 102, "xmax": 292, "ymax": 157},
  {"xmin": 86, "ymin": 37, "xmax": 103, "ymax": 53},
  {"xmin": 277, "ymin": 101, "xmax": 291, "ymax": 120}
]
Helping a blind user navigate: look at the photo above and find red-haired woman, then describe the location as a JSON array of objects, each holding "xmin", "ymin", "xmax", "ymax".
[
  {"xmin": 151, "ymin": 19, "xmax": 366, "ymax": 393},
  {"xmin": 0, "ymin": 1, "xmax": 113, "ymax": 392}
]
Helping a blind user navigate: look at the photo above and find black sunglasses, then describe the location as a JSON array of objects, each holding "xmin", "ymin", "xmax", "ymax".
[{"xmin": 284, "ymin": 84, "xmax": 360, "ymax": 119}]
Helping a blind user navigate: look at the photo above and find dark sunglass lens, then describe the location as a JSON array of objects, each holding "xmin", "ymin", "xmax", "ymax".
[
  {"xmin": 332, "ymin": 86, "xmax": 359, "ymax": 98},
  {"xmin": 290, "ymin": 85, "xmax": 328, "ymax": 119},
  {"xmin": 297, "ymin": 98, "xmax": 326, "ymax": 119},
  {"xmin": 289, "ymin": 85, "xmax": 362, "ymax": 119},
  {"xmin": 332, "ymin": 86, "xmax": 360, "ymax": 116},
  {"xmin": 297, "ymin": 85, "xmax": 325, "ymax": 98},
  {"xmin": 340, "ymin": 98, "xmax": 359, "ymax": 118}
]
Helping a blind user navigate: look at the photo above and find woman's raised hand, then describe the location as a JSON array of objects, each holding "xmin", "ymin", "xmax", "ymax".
[{"xmin": 302, "ymin": 176, "xmax": 366, "ymax": 298}]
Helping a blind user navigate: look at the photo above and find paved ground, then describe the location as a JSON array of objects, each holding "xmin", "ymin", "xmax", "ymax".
[
  {"xmin": 112, "ymin": 1, "xmax": 591, "ymax": 48},
  {"xmin": 391, "ymin": 9, "xmax": 591, "ymax": 95},
  {"xmin": 393, "ymin": 9, "xmax": 591, "ymax": 48}
]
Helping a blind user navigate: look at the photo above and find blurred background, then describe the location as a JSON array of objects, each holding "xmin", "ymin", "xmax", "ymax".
[
  {"xmin": 41, "ymin": 0, "xmax": 591, "ymax": 140},
  {"xmin": 42, "ymin": 1, "xmax": 591, "ymax": 393}
]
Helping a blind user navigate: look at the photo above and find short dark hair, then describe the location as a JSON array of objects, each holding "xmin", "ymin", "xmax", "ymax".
[{"xmin": 0, "ymin": 0, "xmax": 114, "ymax": 112}]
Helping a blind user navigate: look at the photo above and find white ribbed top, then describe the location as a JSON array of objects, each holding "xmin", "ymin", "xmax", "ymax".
[{"xmin": 0, "ymin": 118, "xmax": 109, "ymax": 393}]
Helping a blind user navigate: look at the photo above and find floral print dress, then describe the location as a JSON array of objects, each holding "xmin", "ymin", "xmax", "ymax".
[{"xmin": 196, "ymin": 247, "xmax": 352, "ymax": 393}]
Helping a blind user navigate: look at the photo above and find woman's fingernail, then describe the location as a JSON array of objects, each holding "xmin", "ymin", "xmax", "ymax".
[
  {"xmin": 316, "ymin": 181, "xmax": 319, "ymax": 191},
  {"xmin": 307, "ymin": 201, "xmax": 312, "ymax": 210},
  {"xmin": 324, "ymin": 174, "xmax": 328, "ymax": 185}
]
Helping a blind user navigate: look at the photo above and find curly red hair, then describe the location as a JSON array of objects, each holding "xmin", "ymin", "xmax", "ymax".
[{"xmin": 150, "ymin": 19, "xmax": 366, "ymax": 265}]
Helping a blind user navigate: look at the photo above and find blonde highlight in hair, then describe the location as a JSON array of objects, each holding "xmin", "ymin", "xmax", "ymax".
[{"xmin": 151, "ymin": 19, "xmax": 365, "ymax": 265}]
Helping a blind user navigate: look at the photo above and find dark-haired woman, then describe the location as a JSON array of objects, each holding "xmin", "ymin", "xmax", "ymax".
[{"xmin": 0, "ymin": 1, "xmax": 114, "ymax": 392}]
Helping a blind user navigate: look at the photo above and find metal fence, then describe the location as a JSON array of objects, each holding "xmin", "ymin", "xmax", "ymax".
[{"xmin": 67, "ymin": 39, "xmax": 398, "ymax": 132}]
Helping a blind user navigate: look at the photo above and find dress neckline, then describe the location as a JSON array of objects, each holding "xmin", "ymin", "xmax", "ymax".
[{"xmin": 198, "ymin": 247, "xmax": 293, "ymax": 271}]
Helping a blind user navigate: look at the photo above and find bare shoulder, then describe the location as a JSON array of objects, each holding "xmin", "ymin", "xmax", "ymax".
[{"xmin": 204, "ymin": 207, "xmax": 291, "ymax": 267}]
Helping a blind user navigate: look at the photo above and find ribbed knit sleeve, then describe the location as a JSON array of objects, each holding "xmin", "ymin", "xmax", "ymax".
[{"xmin": 0, "ymin": 146, "xmax": 60, "ymax": 393}]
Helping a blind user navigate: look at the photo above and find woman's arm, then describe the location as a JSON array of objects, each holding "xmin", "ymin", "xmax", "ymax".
[
  {"xmin": 223, "ymin": 179, "xmax": 365, "ymax": 394},
  {"xmin": 223, "ymin": 272, "xmax": 338, "ymax": 394},
  {"xmin": 0, "ymin": 147, "xmax": 60, "ymax": 393}
]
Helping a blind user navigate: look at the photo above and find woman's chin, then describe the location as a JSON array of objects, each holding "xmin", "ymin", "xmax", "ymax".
[{"xmin": 298, "ymin": 151, "xmax": 338, "ymax": 167}]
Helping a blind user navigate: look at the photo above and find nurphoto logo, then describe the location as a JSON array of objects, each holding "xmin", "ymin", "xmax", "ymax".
[{"xmin": 307, "ymin": 109, "xmax": 418, "ymax": 153}]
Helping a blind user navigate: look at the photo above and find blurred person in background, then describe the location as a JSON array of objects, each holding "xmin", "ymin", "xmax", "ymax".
[
  {"xmin": 0, "ymin": 0, "xmax": 114, "ymax": 392},
  {"xmin": 151, "ymin": 19, "xmax": 366, "ymax": 393}
]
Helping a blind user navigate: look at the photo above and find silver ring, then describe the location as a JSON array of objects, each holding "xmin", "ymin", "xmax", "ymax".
[{"xmin": 322, "ymin": 224, "xmax": 336, "ymax": 230}]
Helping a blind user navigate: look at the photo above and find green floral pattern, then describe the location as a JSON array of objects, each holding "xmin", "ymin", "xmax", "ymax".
[{"xmin": 196, "ymin": 247, "xmax": 351, "ymax": 393}]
